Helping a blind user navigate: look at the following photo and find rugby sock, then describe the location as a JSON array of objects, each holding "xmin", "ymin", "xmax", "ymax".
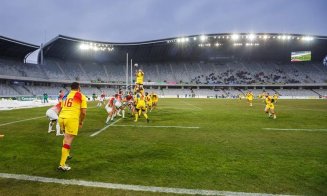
[
  {"xmin": 143, "ymin": 113, "xmax": 148, "ymax": 119},
  {"xmin": 135, "ymin": 113, "xmax": 139, "ymax": 122},
  {"xmin": 55, "ymin": 122, "xmax": 60, "ymax": 134},
  {"xmin": 60, "ymin": 144, "xmax": 70, "ymax": 166},
  {"xmin": 106, "ymin": 116, "xmax": 110, "ymax": 123},
  {"xmin": 122, "ymin": 110, "xmax": 125, "ymax": 118},
  {"xmin": 48, "ymin": 122, "xmax": 52, "ymax": 132}
]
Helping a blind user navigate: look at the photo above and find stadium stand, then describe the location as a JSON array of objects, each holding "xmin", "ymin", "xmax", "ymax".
[{"xmin": 0, "ymin": 33, "xmax": 327, "ymax": 98}]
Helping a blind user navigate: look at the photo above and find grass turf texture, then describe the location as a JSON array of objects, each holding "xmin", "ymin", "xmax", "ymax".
[{"xmin": 0, "ymin": 99, "xmax": 326, "ymax": 195}]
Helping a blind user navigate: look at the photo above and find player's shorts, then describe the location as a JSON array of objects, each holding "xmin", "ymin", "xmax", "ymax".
[
  {"xmin": 147, "ymin": 102, "xmax": 153, "ymax": 107},
  {"xmin": 46, "ymin": 109, "xmax": 58, "ymax": 121},
  {"xmin": 99, "ymin": 97, "xmax": 105, "ymax": 102},
  {"xmin": 58, "ymin": 117, "xmax": 79, "ymax": 136},
  {"xmin": 114, "ymin": 101, "xmax": 122, "ymax": 109},
  {"xmin": 265, "ymin": 103, "xmax": 274, "ymax": 111},
  {"xmin": 105, "ymin": 106, "xmax": 113, "ymax": 113},
  {"xmin": 136, "ymin": 103, "xmax": 146, "ymax": 111}
]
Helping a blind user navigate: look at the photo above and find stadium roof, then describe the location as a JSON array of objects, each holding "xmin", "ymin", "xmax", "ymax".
[
  {"xmin": 0, "ymin": 35, "xmax": 39, "ymax": 61},
  {"xmin": 40, "ymin": 33, "xmax": 327, "ymax": 63}
]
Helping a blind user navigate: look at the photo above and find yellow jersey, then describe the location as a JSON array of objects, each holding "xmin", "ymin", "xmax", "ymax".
[
  {"xmin": 59, "ymin": 90, "xmax": 87, "ymax": 119},
  {"xmin": 146, "ymin": 94, "xmax": 152, "ymax": 104},
  {"xmin": 273, "ymin": 94, "xmax": 279, "ymax": 100},
  {"xmin": 151, "ymin": 94, "xmax": 158, "ymax": 102},
  {"xmin": 136, "ymin": 71, "xmax": 144, "ymax": 84},
  {"xmin": 265, "ymin": 96, "xmax": 274, "ymax": 105},
  {"xmin": 247, "ymin": 93, "xmax": 254, "ymax": 100},
  {"xmin": 136, "ymin": 92, "xmax": 145, "ymax": 104}
]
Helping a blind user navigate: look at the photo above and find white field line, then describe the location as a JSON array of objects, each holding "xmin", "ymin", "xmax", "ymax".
[
  {"xmin": 0, "ymin": 116, "xmax": 44, "ymax": 127},
  {"xmin": 178, "ymin": 100, "xmax": 203, "ymax": 110},
  {"xmin": 112, "ymin": 125, "xmax": 200, "ymax": 129},
  {"xmin": 90, "ymin": 118, "xmax": 122, "ymax": 137},
  {"xmin": 0, "ymin": 173, "xmax": 293, "ymax": 196},
  {"xmin": 263, "ymin": 128, "xmax": 327, "ymax": 132}
]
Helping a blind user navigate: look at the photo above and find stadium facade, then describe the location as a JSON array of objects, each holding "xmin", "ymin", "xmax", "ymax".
[{"xmin": 1, "ymin": 33, "xmax": 327, "ymax": 98}]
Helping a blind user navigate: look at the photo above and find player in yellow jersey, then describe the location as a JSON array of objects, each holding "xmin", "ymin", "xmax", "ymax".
[
  {"xmin": 273, "ymin": 93, "xmax": 279, "ymax": 103},
  {"xmin": 145, "ymin": 92, "xmax": 153, "ymax": 112},
  {"xmin": 135, "ymin": 69, "xmax": 144, "ymax": 89},
  {"xmin": 264, "ymin": 93, "xmax": 276, "ymax": 119},
  {"xmin": 151, "ymin": 92, "xmax": 158, "ymax": 110},
  {"xmin": 57, "ymin": 82, "xmax": 87, "ymax": 171},
  {"xmin": 246, "ymin": 91, "xmax": 254, "ymax": 106},
  {"xmin": 134, "ymin": 89, "xmax": 149, "ymax": 123}
]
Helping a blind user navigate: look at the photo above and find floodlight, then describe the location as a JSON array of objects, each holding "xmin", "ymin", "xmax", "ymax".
[
  {"xmin": 302, "ymin": 36, "xmax": 314, "ymax": 41},
  {"xmin": 200, "ymin": 35, "xmax": 207, "ymax": 42},
  {"xmin": 247, "ymin": 34, "xmax": 256, "ymax": 41},
  {"xmin": 79, "ymin": 44, "xmax": 90, "ymax": 50},
  {"xmin": 231, "ymin": 34, "xmax": 240, "ymax": 40}
]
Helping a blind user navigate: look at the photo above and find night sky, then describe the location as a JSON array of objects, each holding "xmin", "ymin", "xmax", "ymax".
[{"xmin": 1, "ymin": 0, "xmax": 326, "ymax": 45}]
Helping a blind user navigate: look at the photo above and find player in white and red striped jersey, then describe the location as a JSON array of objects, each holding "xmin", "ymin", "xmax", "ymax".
[
  {"xmin": 46, "ymin": 102, "xmax": 63, "ymax": 136},
  {"xmin": 105, "ymin": 95, "xmax": 117, "ymax": 124}
]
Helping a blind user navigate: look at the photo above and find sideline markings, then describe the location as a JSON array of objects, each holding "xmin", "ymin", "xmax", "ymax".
[
  {"xmin": 90, "ymin": 118, "xmax": 122, "ymax": 137},
  {"xmin": 0, "ymin": 116, "xmax": 44, "ymax": 127},
  {"xmin": 263, "ymin": 128, "xmax": 327, "ymax": 132},
  {"xmin": 0, "ymin": 173, "xmax": 292, "ymax": 196},
  {"xmin": 112, "ymin": 125, "xmax": 200, "ymax": 129}
]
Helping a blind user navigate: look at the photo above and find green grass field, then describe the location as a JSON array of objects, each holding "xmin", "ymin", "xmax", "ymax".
[{"xmin": 0, "ymin": 98, "xmax": 327, "ymax": 195}]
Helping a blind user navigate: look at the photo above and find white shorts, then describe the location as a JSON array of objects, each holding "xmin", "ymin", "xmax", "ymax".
[
  {"xmin": 46, "ymin": 109, "xmax": 58, "ymax": 121},
  {"xmin": 99, "ymin": 97, "xmax": 105, "ymax": 102},
  {"xmin": 105, "ymin": 106, "xmax": 113, "ymax": 113},
  {"xmin": 114, "ymin": 101, "xmax": 122, "ymax": 108}
]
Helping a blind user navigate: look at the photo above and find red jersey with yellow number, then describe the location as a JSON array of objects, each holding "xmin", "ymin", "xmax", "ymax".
[{"xmin": 59, "ymin": 90, "xmax": 87, "ymax": 119}]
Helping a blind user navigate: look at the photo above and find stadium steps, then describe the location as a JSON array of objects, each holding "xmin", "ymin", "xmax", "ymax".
[
  {"xmin": 22, "ymin": 86, "xmax": 35, "ymax": 96},
  {"xmin": 9, "ymin": 85, "xmax": 29, "ymax": 96},
  {"xmin": 169, "ymin": 64, "xmax": 177, "ymax": 82},
  {"xmin": 36, "ymin": 64, "xmax": 49, "ymax": 79},
  {"xmin": 311, "ymin": 89, "xmax": 322, "ymax": 96},
  {"xmin": 55, "ymin": 62, "xmax": 70, "ymax": 80},
  {"xmin": 103, "ymin": 65, "xmax": 109, "ymax": 79},
  {"xmin": 78, "ymin": 63, "xmax": 91, "ymax": 81}
]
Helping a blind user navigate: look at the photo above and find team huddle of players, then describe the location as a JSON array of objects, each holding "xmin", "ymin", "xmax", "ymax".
[{"xmin": 244, "ymin": 91, "xmax": 279, "ymax": 119}]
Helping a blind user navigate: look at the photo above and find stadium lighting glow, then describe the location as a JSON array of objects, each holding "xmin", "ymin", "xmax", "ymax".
[
  {"xmin": 263, "ymin": 35, "xmax": 269, "ymax": 39},
  {"xmin": 282, "ymin": 35, "xmax": 287, "ymax": 40},
  {"xmin": 233, "ymin": 43, "xmax": 242, "ymax": 46},
  {"xmin": 193, "ymin": 37, "xmax": 197, "ymax": 41},
  {"xmin": 177, "ymin": 37, "xmax": 189, "ymax": 43},
  {"xmin": 231, "ymin": 34, "xmax": 240, "ymax": 41},
  {"xmin": 79, "ymin": 42, "xmax": 114, "ymax": 52},
  {"xmin": 247, "ymin": 34, "xmax": 256, "ymax": 41},
  {"xmin": 215, "ymin": 43, "xmax": 222, "ymax": 47},
  {"xmin": 277, "ymin": 36, "xmax": 281, "ymax": 39},
  {"xmin": 199, "ymin": 35, "xmax": 207, "ymax": 42},
  {"xmin": 302, "ymin": 36, "xmax": 314, "ymax": 41},
  {"xmin": 79, "ymin": 44, "xmax": 90, "ymax": 50}
]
